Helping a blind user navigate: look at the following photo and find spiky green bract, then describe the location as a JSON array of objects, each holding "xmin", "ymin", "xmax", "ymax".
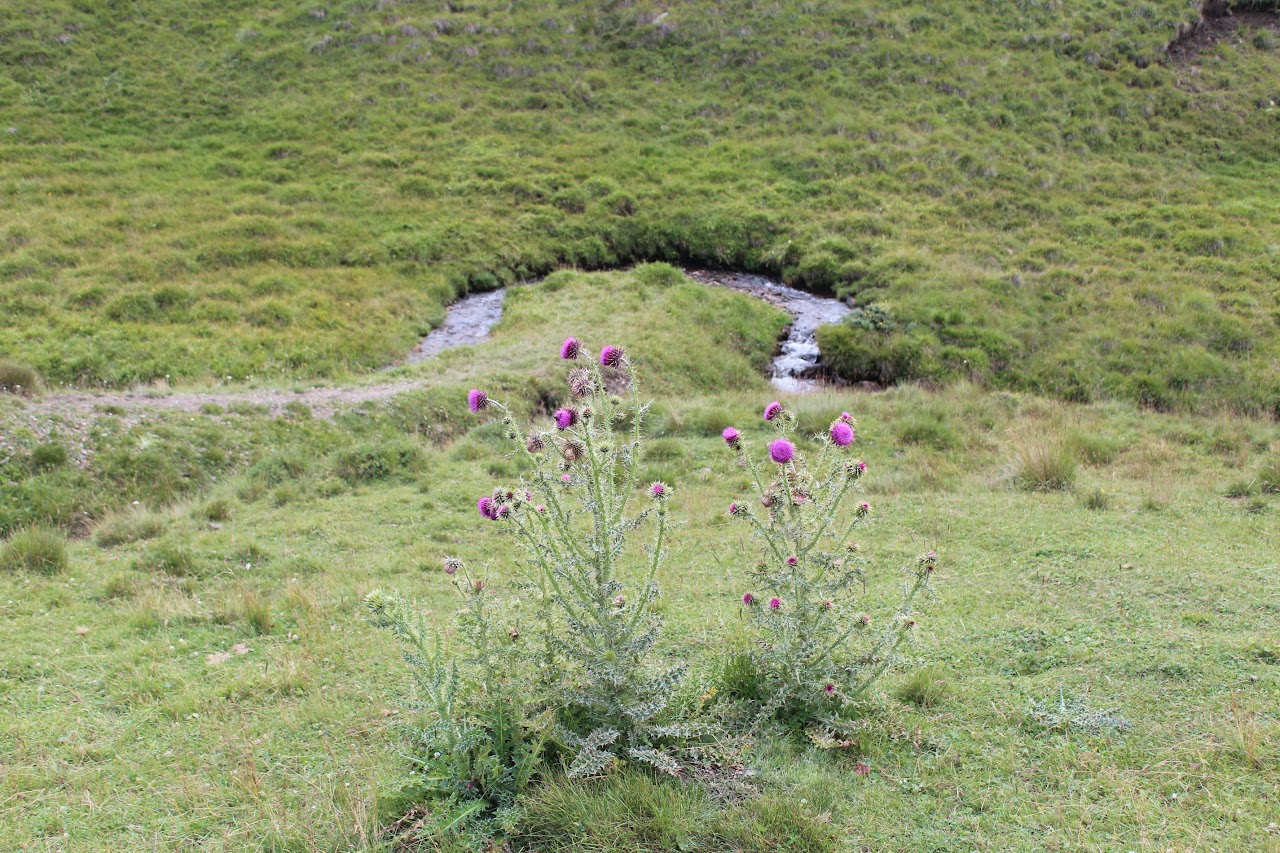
[
  {"xmin": 483, "ymin": 347, "xmax": 707, "ymax": 778},
  {"xmin": 364, "ymin": 584, "xmax": 549, "ymax": 836},
  {"xmin": 721, "ymin": 411, "xmax": 934, "ymax": 732}
]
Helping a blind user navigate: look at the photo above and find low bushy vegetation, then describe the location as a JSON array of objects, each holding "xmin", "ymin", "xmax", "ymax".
[
  {"xmin": 0, "ymin": 526, "xmax": 67, "ymax": 574},
  {"xmin": 0, "ymin": 362, "xmax": 41, "ymax": 396}
]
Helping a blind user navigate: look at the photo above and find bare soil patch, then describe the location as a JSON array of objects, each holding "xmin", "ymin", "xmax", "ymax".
[{"xmin": 1168, "ymin": 4, "xmax": 1280, "ymax": 64}]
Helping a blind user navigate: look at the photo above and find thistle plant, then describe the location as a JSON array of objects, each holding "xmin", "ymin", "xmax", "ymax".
[
  {"xmin": 720, "ymin": 401, "xmax": 937, "ymax": 728},
  {"xmin": 466, "ymin": 339, "xmax": 697, "ymax": 778},
  {"xmin": 364, "ymin": 565, "xmax": 548, "ymax": 828}
]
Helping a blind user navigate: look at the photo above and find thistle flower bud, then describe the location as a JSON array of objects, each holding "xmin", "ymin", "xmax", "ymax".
[
  {"xmin": 648, "ymin": 481, "xmax": 668, "ymax": 499},
  {"xmin": 443, "ymin": 556, "xmax": 463, "ymax": 575},
  {"xmin": 561, "ymin": 439, "xmax": 586, "ymax": 463},
  {"xmin": 526, "ymin": 433, "xmax": 546, "ymax": 453},
  {"xmin": 857, "ymin": 501, "xmax": 871, "ymax": 516},
  {"xmin": 507, "ymin": 626, "xmax": 520, "ymax": 640},
  {"xmin": 769, "ymin": 597, "xmax": 781, "ymax": 610},
  {"xmin": 613, "ymin": 595, "xmax": 625, "ymax": 608},
  {"xmin": 580, "ymin": 406, "xmax": 593, "ymax": 421},
  {"xmin": 742, "ymin": 592, "xmax": 755, "ymax": 605},
  {"xmin": 786, "ymin": 556, "xmax": 798, "ymax": 565},
  {"xmin": 568, "ymin": 367, "xmax": 596, "ymax": 397}
]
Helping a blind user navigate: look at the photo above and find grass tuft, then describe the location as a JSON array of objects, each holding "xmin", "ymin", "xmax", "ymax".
[
  {"xmin": 1012, "ymin": 436, "xmax": 1077, "ymax": 492},
  {"xmin": 0, "ymin": 362, "xmax": 41, "ymax": 396},
  {"xmin": 0, "ymin": 527, "xmax": 67, "ymax": 574},
  {"xmin": 94, "ymin": 507, "xmax": 167, "ymax": 548},
  {"xmin": 896, "ymin": 665, "xmax": 949, "ymax": 708}
]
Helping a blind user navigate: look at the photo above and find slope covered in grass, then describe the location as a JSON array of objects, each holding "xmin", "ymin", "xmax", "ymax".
[{"xmin": 2, "ymin": 0, "xmax": 1279, "ymax": 411}]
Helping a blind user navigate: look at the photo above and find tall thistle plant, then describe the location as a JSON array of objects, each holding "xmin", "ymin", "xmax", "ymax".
[
  {"xmin": 720, "ymin": 401, "xmax": 936, "ymax": 729},
  {"xmin": 465, "ymin": 338, "xmax": 696, "ymax": 778}
]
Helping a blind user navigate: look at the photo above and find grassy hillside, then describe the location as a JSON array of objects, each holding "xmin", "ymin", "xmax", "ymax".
[{"xmin": 2, "ymin": 0, "xmax": 1279, "ymax": 411}]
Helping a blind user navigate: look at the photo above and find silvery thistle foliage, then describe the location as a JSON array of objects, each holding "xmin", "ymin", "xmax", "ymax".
[
  {"xmin": 364, "ymin": 569, "xmax": 548, "ymax": 824},
  {"xmin": 722, "ymin": 402, "xmax": 937, "ymax": 730},
  {"xmin": 468, "ymin": 338, "xmax": 699, "ymax": 778}
]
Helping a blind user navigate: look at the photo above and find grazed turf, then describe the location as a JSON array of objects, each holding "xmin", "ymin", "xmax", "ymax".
[{"xmin": 2, "ymin": 1, "xmax": 1279, "ymax": 412}]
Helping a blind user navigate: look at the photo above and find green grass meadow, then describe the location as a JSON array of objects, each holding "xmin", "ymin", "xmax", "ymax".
[
  {"xmin": 3, "ymin": 273, "xmax": 1279, "ymax": 850},
  {"xmin": 3, "ymin": 0, "xmax": 1280, "ymax": 848},
  {"xmin": 2, "ymin": 0, "xmax": 1279, "ymax": 411}
]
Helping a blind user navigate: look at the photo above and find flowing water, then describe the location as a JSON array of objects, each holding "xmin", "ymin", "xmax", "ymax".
[{"xmin": 406, "ymin": 269, "xmax": 849, "ymax": 391}]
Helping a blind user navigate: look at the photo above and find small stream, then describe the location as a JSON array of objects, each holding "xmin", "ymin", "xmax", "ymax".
[{"xmin": 404, "ymin": 269, "xmax": 849, "ymax": 391}]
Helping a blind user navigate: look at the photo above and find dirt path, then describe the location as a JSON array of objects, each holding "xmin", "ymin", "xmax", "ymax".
[{"xmin": 2, "ymin": 270, "xmax": 849, "ymax": 438}]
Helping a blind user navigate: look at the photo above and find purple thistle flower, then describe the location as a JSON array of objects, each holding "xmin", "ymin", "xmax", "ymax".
[
  {"xmin": 467, "ymin": 388, "xmax": 488, "ymax": 412},
  {"xmin": 840, "ymin": 411, "xmax": 853, "ymax": 423},
  {"xmin": 824, "ymin": 683, "xmax": 835, "ymax": 695},
  {"xmin": 768, "ymin": 439, "xmax": 795, "ymax": 464},
  {"xmin": 743, "ymin": 593, "xmax": 755, "ymax": 606},
  {"xmin": 856, "ymin": 460, "xmax": 867, "ymax": 475},
  {"xmin": 599, "ymin": 345, "xmax": 625, "ymax": 368},
  {"xmin": 858, "ymin": 501, "xmax": 871, "ymax": 516},
  {"xmin": 497, "ymin": 505, "xmax": 510, "ymax": 519},
  {"xmin": 561, "ymin": 473, "xmax": 571, "ymax": 484},
  {"xmin": 443, "ymin": 557, "xmax": 463, "ymax": 575},
  {"xmin": 536, "ymin": 504, "xmax": 546, "ymax": 513},
  {"xmin": 560, "ymin": 337, "xmax": 581, "ymax": 360},
  {"xmin": 649, "ymin": 481, "xmax": 668, "ymax": 499},
  {"xmin": 477, "ymin": 496, "xmax": 498, "ymax": 520},
  {"xmin": 596, "ymin": 343, "xmax": 622, "ymax": 366},
  {"xmin": 830, "ymin": 420, "xmax": 854, "ymax": 447},
  {"xmin": 769, "ymin": 597, "xmax": 781, "ymax": 610},
  {"xmin": 728, "ymin": 502, "xmax": 739, "ymax": 516},
  {"xmin": 786, "ymin": 556, "xmax": 797, "ymax": 565},
  {"xmin": 554, "ymin": 408, "xmax": 577, "ymax": 430},
  {"xmin": 722, "ymin": 426, "xmax": 741, "ymax": 447},
  {"xmin": 763, "ymin": 401, "xmax": 782, "ymax": 421}
]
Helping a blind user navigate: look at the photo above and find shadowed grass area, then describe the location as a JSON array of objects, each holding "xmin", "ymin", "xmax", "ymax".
[{"xmin": 1, "ymin": 0, "xmax": 1279, "ymax": 413}]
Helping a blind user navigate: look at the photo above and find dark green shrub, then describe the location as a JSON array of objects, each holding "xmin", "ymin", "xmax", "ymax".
[
  {"xmin": 817, "ymin": 324, "xmax": 937, "ymax": 386},
  {"xmin": 29, "ymin": 443, "xmax": 69, "ymax": 472},
  {"xmin": 331, "ymin": 439, "xmax": 425, "ymax": 483},
  {"xmin": 246, "ymin": 453, "xmax": 308, "ymax": 486},
  {"xmin": 1, "ymin": 527, "xmax": 67, "ymax": 574}
]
